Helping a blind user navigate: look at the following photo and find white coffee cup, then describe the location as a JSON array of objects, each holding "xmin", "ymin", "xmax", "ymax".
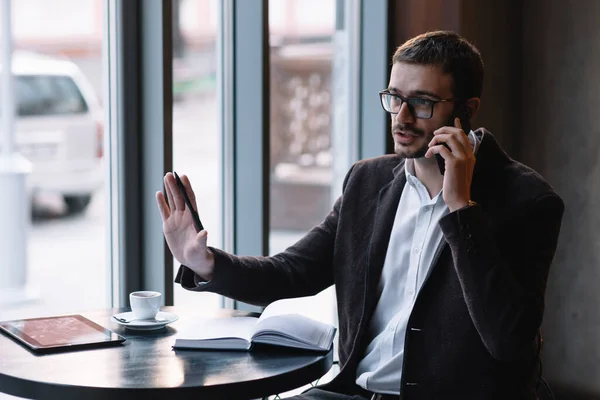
[{"xmin": 129, "ymin": 291, "xmax": 162, "ymax": 319}]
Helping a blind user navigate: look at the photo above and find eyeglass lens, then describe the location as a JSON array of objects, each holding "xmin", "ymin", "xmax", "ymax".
[{"xmin": 381, "ymin": 93, "xmax": 433, "ymax": 118}]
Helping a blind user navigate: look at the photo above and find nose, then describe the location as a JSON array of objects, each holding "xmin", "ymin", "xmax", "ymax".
[{"xmin": 395, "ymin": 102, "xmax": 415, "ymax": 125}]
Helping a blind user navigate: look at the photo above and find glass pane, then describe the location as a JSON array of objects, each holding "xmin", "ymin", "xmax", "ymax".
[
  {"xmin": 15, "ymin": 75, "xmax": 89, "ymax": 116},
  {"xmin": 268, "ymin": 0, "xmax": 338, "ymax": 325},
  {"xmin": 171, "ymin": 0, "xmax": 222, "ymax": 309},
  {"xmin": 0, "ymin": 0, "xmax": 109, "ymax": 321}
]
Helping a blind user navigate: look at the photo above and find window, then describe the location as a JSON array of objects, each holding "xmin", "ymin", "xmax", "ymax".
[
  {"xmin": 0, "ymin": 0, "xmax": 109, "ymax": 322},
  {"xmin": 171, "ymin": 0, "xmax": 222, "ymax": 309},
  {"xmin": 268, "ymin": 0, "xmax": 349, "ymax": 326}
]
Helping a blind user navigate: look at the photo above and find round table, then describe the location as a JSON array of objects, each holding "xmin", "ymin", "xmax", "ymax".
[{"xmin": 0, "ymin": 307, "xmax": 334, "ymax": 399}]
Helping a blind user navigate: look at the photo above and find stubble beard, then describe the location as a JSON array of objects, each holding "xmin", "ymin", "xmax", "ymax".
[{"xmin": 392, "ymin": 125, "xmax": 434, "ymax": 159}]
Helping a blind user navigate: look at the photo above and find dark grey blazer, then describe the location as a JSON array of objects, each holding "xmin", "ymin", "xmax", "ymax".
[{"xmin": 176, "ymin": 129, "xmax": 564, "ymax": 399}]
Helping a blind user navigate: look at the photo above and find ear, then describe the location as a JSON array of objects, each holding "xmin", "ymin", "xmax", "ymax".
[{"xmin": 465, "ymin": 97, "xmax": 481, "ymax": 119}]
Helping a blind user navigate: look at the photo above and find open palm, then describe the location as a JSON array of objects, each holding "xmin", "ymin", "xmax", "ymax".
[{"xmin": 155, "ymin": 173, "xmax": 212, "ymax": 277}]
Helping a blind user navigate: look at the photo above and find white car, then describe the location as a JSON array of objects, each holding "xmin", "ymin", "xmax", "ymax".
[{"xmin": 11, "ymin": 52, "xmax": 103, "ymax": 213}]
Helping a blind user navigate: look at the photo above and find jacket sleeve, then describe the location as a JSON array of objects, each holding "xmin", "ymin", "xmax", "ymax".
[
  {"xmin": 438, "ymin": 193, "xmax": 564, "ymax": 361},
  {"xmin": 175, "ymin": 164, "xmax": 356, "ymax": 307}
]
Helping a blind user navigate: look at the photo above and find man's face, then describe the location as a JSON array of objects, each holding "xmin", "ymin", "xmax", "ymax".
[{"xmin": 387, "ymin": 62, "xmax": 455, "ymax": 158}]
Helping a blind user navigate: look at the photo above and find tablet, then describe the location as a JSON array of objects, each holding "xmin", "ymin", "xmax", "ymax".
[{"xmin": 0, "ymin": 314, "xmax": 126, "ymax": 354}]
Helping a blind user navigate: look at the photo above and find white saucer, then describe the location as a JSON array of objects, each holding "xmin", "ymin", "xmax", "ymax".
[{"xmin": 111, "ymin": 311, "xmax": 179, "ymax": 331}]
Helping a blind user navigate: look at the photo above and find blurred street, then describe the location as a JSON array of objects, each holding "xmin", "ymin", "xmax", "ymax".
[{"xmin": 0, "ymin": 96, "xmax": 224, "ymax": 321}]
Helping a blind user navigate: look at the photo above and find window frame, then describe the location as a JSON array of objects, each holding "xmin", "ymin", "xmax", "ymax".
[
  {"xmin": 109, "ymin": 0, "xmax": 390, "ymax": 309},
  {"xmin": 107, "ymin": 0, "xmax": 174, "ymax": 307}
]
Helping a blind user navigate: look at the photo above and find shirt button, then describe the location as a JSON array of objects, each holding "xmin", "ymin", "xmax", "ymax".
[
  {"xmin": 388, "ymin": 326, "xmax": 395, "ymax": 332},
  {"xmin": 408, "ymin": 290, "xmax": 414, "ymax": 296},
  {"xmin": 413, "ymin": 248, "xmax": 420, "ymax": 254},
  {"xmin": 423, "ymin": 206, "xmax": 430, "ymax": 211}
]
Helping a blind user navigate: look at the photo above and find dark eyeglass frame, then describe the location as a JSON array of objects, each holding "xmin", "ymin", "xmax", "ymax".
[{"xmin": 378, "ymin": 90, "xmax": 456, "ymax": 119}]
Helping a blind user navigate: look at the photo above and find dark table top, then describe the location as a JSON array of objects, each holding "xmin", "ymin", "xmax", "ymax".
[{"xmin": 0, "ymin": 307, "xmax": 334, "ymax": 400}]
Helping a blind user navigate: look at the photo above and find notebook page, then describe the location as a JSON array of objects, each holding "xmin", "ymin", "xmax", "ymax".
[
  {"xmin": 175, "ymin": 316, "xmax": 257, "ymax": 342},
  {"xmin": 252, "ymin": 313, "xmax": 335, "ymax": 350},
  {"xmin": 258, "ymin": 296, "xmax": 335, "ymax": 325}
]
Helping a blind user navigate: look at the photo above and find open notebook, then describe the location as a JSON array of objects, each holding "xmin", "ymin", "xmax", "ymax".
[{"xmin": 173, "ymin": 297, "xmax": 336, "ymax": 352}]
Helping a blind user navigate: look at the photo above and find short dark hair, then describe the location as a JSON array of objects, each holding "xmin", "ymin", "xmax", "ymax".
[{"xmin": 392, "ymin": 31, "xmax": 484, "ymax": 100}]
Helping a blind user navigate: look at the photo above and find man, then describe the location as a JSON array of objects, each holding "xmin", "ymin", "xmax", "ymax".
[{"xmin": 156, "ymin": 31, "xmax": 564, "ymax": 399}]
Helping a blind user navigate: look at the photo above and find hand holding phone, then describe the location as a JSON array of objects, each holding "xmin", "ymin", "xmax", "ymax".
[
  {"xmin": 173, "ymin": 171, "xmax": 204, "ymax": 232},
  {"xmin": 435, "ymin": 105, "xmax": 471, "ymax": 175}
]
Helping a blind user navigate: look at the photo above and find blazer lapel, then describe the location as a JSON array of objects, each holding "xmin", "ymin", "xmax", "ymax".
[
  {"xmin": 365, "ymin": 162, "xmax": 407, "ymax": 302},
  {"xmin": 470, "ymin": 129, "xmax": 510, "ymax": 204}
]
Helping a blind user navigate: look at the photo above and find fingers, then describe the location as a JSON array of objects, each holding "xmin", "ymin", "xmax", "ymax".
[
  {"xmin": 165, "ymin": 172, "xmax": 186, "ymax": 211},
  {"xmin": 155, "ymin": 191, "xmax": 171, "ymax": 221},
  {"xmin": 433, "ymin": 119, "xmax": 470, "ymax": 147},
  {"xmin": 164, "ymin": 173, "xmax": 177, "ymax": 211},
  {"xmin": 429, "ymin": 122, "xmax": 473, "ymax": 159},
  {"xmin": 454, "ymin": 116, "xmax": 462, "ymax": 130},
  {"xmin": 428, "ymin": 132, "xmax": 466, "ymax": 156},
  {"xmin": 425, "ymin": 143, "xmax": 453, "ymax": 160},
  {"xmin": 451, "ymin": 118, "xmax": 471, "ymax": 151},
  {"xmin": 180, "ymin": 174, "xmax": 198, "ymax": 213}
]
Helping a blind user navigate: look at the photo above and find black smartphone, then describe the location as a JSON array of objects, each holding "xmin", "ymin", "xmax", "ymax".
[
  {"xmin": 435, "ymin": 104, "xmax": 471, "ymax": 175},
  {"xmin": 173, "ymin": 171, "xmax": 204, "ymax": 232}
]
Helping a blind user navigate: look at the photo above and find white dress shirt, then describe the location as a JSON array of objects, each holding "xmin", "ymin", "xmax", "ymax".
[{"xmin": 355, "ymin": 132, "xmax": 480, "ymax": 394}]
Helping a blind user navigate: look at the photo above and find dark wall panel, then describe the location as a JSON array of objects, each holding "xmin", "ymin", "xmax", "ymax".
[
  {"xmin": 521, "ymin": 0, "xmax": 600, "ymax": 395},
  {"xmin": 459, "ymin": 0, "xmax": 523, "ymax": 156}
]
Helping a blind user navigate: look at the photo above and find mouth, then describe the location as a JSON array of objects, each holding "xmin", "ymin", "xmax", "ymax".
[
  {"xmin": 394, "ymin": 130, "xmax": 420, "ymax": 137},
  {"xmin": 393, "ymin": 130, "xmax": 421, "ymax": 144}
]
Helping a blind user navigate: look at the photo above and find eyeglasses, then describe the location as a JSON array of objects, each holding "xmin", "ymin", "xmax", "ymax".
[{"xmin": 378, "ymin": 90, "xmax": 455, "ymax": 119}]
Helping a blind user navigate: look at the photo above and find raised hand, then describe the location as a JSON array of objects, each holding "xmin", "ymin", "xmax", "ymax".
[{"xmin": 155, "ymin": 172, "xmax": 214, "ymax": 280}]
